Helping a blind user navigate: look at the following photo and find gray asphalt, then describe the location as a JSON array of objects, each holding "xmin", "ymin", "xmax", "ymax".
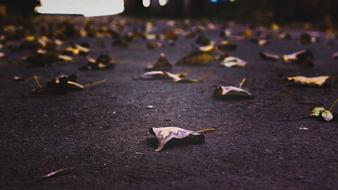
[{"xmin": 0, "ymin": 19, "xmax": 338, "ymax": 190}]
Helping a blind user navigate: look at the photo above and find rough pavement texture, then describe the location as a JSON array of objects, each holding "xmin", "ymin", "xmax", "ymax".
[{"xmin": 0, "ymin": 18, "xmax": 338, "ymax": 190}]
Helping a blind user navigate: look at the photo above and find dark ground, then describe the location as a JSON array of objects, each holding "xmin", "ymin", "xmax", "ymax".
[{"xmin": 0, "ymin": 18, "xmax": 338, "ymax": 190}]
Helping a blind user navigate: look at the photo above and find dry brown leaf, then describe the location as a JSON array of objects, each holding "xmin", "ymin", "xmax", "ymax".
[
  {"xmin": 213, "ymin": 85, "xmax": 252, "ymax": 98},
  {"xmin": 220, "ymin": 56, "xmax": 247, "ymax": 68},
  {"xmin": 176, "ymin": 52, "xmax": 215, "ymax": 66},
  {"xmin": 149, "ymin": 127, "xmax": 214, "ymax": 151},
  {"xmin": 287, "ymin": 76, "xmax": 330, "ymax": 87}
]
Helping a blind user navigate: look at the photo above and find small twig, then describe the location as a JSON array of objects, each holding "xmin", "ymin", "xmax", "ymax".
[
  {"xmin": 33, "ymin": 75, "xmax": 43, "ymax": 88},
  {"xmin": 84, "ymin": 79, "xmax": 107, "ymax": 88},
  {"xmin": 329, "ymin": 98, "xmax": 338, "ymax": 112},
  {"xmin": 197, "ymin": 128, "xmax": 216, "ymax": 134},
  {"xmin": 42, "ymin": 167, "xmax": 73, "ymax": 179},
  {"xmin": 239, "ymin": 78, "xmax": 247, "ymax": 88}
]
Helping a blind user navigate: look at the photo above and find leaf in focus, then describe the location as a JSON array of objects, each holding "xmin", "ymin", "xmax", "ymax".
[
  {"xmin": 287, "ymin": 76, "xmax": 330, "ymax": 87},
  {"xmin": 149, "ymin": 127, "xmax": 208, "ymax": 151},
  {"xmin": 220, "ymin": 56, "xmax": 247, "ymax": 68}
]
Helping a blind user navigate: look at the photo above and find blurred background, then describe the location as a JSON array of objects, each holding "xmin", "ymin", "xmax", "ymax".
[{"xmin": 0, "ymin": 0, "xmax": 338, "ymax": 24}]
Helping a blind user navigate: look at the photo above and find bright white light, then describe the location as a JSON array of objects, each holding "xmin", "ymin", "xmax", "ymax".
[
  {"xmin": 159, "ymin": 0, "xmax": 168, "ymax": 6},
  {"xmin": 143, "ymin": 0, "xmax": 151, "ymax": 7},
  {"xmin": 36, "ymin": 0, "xmax": 124, "ymax": 17}
]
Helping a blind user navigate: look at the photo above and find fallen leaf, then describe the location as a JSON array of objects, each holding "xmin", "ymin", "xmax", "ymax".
[
  {"xmin": 260, "ymin": 51, "xmax": 280, "ymax": 61},
  {"xmin": 282, "ymin": 50, "xmax": 314, "ymax": 67},
  {"xmin": 217, "ymin": 40, "xmax": 237, "ymax": 51},
  {"xmin": 13, "ymin": 76, "xmax": 24, "ymax": 81},
  {"xmin": 332, "ymin": 52, "xmax": 338, "ymax": 59},
  {"xmin": 139, "ymin": 71, "xmax": 203, "ymax": 83},
  {"xmin": 80, "ymin": 54, "xmax": 114, "ymax": 71},
  {"xmin": 195, "ymin": 35, "xmax": 215, "ymax": 52},
  {"xmin": 146, "ymin": 41, "xmax": 162, "ymax": 49},
  {"xmin": 299, "ymin": 33, "xmax": 320, "ymax": 44},
  {"xmin": 220, "ymin": 56, "xmax": 247, "ymax": 68},
  {"xmin": 277, "ymin": 31, "xmax": 291, "ymax": 40},
  {"xmin": 42, "ymin": 167, "xmax": 73, "ymax": 179},
  {"xmin": 63, "ymin": 44, "xmax": 90, "ymax": 56},
  {"xmin": 149, "ymin": 127, "xmax": 215, "ymax": 151},
  {"xmin": 287, "ymin": 76, "xmax": 330, "ymax": 87},
  {"xmin": 176, "ymin": 52, "xmax": 215, "ymax": 66},
  {"xmin": 145, "ymin": 53, "xmax": 172, "ymax": 71},
  {"xmin": 310, "ymin": 107, "xmax": 333, "ymax": 122},
  {"xmin": 213, "ymin": 85, "xmax": 252, "ymax": 98},
  {"xmin": 31, "ymin": 74, "xmax": 84, "ymax": 95},
  {"xmin": 251, "ymin": 38, "xmax": 270, "ymax": 46}
]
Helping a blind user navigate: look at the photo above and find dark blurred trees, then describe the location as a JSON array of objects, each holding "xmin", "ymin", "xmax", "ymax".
[{"xmin": 125, "ymin": 0, "xmax": 338, "ymax": 23}]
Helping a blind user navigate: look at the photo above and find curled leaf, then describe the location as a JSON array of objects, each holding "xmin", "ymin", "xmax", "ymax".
[
  {"xmin": 260, "ymin": 50, "xmax": 314, "ymax": 67},
  {"xmin": 220, "ymin": 56, "xmax": 247, "ymax": 68},
  {"xmin": 287, "ymin": 76, "xmax": 330, "ymax": 87},
  {"xmin": 213, "ymin": 85, "xmax": 252, "ymax": 99},
  {"xmin": 31, "ymin": 74, "xmax": 84, "ymax": 95},
  {"xmin": 145, "ymin": 53, "xmax": 172, "ymax": 71},
  {"xmin": 139, "ymin": 71, "xmax": 202, "ymax": 83},
  {"xmin": 310, "ymin": 107, "xmax": 333, "ymax": 122},
  {"xmin": 149, "ymin": 127, "xmax": 213, "ymax": 151},
  {"xmin": 195, "ymin": 35, "xmax": 215, "ymax": 52}
]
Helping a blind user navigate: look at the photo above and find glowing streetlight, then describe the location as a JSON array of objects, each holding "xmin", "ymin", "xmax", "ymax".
[
  {"xmin": 143, "ymin": 0, "xmax": 151, "ymax": 7},
  {"xmin": 159, "ymin": 0, "xmax": 168, "ymax": 6},
  {"xmin": 36, "ymin": 0, "xmax": 124, "ymax": 17}
]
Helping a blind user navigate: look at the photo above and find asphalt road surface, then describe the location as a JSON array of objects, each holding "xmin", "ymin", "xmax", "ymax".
[{"xmin": 0, "ymin": 17, "xmax": 337, "ymax": 190}]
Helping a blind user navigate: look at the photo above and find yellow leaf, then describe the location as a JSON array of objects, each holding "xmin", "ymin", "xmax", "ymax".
[{"xmin": 287, "ymin": 76, "xmax": 330, "ymax": 87}]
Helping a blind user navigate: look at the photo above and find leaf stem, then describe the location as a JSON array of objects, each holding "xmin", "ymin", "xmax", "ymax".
[
  {"xmin": 197, "ymin": 128, "xmax": 216, "ymax": 134},
  {"xmin": 33, "ymin": 75, "xmax": 42, "ymax": 88},
  {"xmin": 84, "ymin": 79, "xmax": 107, "ymax": 88},
  {"xmin": 239, "ymin": 78, "xmax": 246, "ymax": 88},
  {"xmin": 329, "ymin": 98, "xmax": 338, "ymax": 112}
]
